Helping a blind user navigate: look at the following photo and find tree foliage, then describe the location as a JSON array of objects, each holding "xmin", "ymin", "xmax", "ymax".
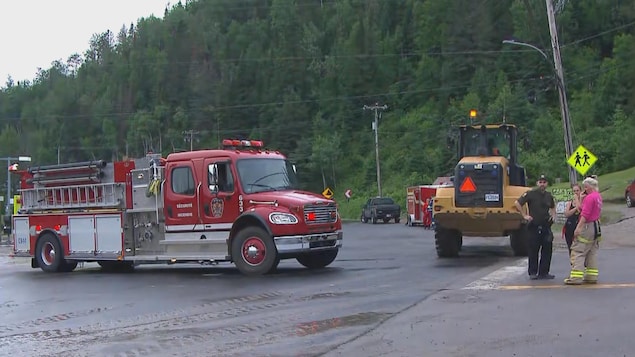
[{"xmin": 1, "ymin": 0, "xmax": 635, "ymax": 213}]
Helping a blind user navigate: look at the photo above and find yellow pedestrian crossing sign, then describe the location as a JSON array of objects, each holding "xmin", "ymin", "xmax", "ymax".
[
  {"xmin": 567, "ymin": 145, "xmax": 597, "ymax": 175},
  {"xmin": 322, "ymin": 187, "xmax": 334, "ymax": 199}
]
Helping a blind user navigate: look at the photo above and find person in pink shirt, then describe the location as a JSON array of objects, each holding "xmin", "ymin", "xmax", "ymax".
[{"xmin": 564, "ymin": 176, "xmax": 603, "ymax": 285}]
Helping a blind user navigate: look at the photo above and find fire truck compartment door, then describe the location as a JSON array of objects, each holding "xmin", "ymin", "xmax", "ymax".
[
  {"xmin": 95, "ymin": 215, "xmax": 122, "ymax": 253},
  {"xmin": 13, "ymin": 217, "xmax": 30, "ymax": 252},
  {"xmin": 68, "ymin": 216, "xmax": 96, "ymax": 253}
]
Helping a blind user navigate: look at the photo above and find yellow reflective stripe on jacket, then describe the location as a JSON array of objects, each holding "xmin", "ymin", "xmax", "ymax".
[{"xmin": 576, "ymin": 236, "xmax": 593, "ymax": 244}]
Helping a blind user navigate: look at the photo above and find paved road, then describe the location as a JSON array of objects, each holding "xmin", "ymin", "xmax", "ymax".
[
  {"xmin": 0, "ymin": 223, "xmax": 517, "ymax": 357},
  {"xmin": 325, "ymin": 216, "xmax": 635, "ymax": 357}
]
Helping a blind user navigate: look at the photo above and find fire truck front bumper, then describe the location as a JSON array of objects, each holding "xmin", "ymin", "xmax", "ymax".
[{"xmin": 274, "ymin": 231, "xmax": 342, "ymax": 254}]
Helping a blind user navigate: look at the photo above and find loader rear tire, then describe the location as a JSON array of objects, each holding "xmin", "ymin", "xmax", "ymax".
[{"xmin": 435, "ymin": 228, "xmax": 461, "ymax": 258}]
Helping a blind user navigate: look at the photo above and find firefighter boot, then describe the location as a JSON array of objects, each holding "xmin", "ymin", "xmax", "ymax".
[
  {"xmin": 583, "ymin": 268, "xmax": 598, "ymax": 284},
  {"xmin": 564, "ymin": 270, "xmax": 584, "ymax": 285}
]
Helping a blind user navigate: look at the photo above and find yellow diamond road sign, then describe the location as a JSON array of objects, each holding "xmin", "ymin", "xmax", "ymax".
[
  {"xmin": 567, "ymin": 145, "xmax": 598, "ymax": 175},
  {"xmin": 322, "ymin": 187, "xmax": 334, "ymax": 199}
]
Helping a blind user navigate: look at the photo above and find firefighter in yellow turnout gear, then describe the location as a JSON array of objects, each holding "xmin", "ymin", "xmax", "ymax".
[{"xmin": 565, "ymin": 177, "xmax": 602, "ymax": 285}]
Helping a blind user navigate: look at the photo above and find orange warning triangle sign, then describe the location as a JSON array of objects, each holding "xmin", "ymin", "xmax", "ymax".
[{"xmin": 459, "ymin": 177, "xmax": 477, "ymax": 193}]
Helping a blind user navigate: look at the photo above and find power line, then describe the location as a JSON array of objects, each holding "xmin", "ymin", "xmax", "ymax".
[{"xmin": 561, "ymin": 20, "xmax": 635, "ymax": 48}]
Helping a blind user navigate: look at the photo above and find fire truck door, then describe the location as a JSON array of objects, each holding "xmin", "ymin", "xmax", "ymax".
[
  {"xmin": 163, "ymin": 161, "xmax": 198, "ymax": 229},
  {"xmin": 201, "ymin": 158, "xmax": 239, "ymax": 228}
]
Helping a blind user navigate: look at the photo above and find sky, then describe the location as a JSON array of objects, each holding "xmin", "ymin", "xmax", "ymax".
[{"xmin": 0, "ymin": 0, "xmax": 169, "ymax": 84}]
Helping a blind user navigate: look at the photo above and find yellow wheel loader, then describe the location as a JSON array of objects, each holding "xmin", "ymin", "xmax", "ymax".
[{"xmin": 433, "ymin": 123, "xmax": 531, "ymax": 257}]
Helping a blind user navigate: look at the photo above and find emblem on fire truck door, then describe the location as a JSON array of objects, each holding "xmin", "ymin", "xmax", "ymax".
[{"xmin": 211, "ymin": 198, "xmax": 224, "ymax": 218}]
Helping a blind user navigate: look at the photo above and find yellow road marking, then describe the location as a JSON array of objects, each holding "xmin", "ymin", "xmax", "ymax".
[{"xmin": 500, "ymin": 283, "xmax": 635, "ymax": 290}]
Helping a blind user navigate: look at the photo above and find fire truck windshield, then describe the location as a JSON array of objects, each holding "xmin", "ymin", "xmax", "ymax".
[{"xmin": 236, "ymin": 158, "xmax": 298, "ymax": 193}]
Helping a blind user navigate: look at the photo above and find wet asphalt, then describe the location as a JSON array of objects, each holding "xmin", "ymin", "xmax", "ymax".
[{"xmin": 0, "ymin": 222, "xmax": 519, "ymax": 357}]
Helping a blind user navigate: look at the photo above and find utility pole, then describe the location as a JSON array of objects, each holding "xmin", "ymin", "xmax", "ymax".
[
  {"xmin": 182, "ymin": 130, "xmax": 200, "ymax": 151},
  {"xmin": 546, "ymin": 0, "xmax": 576, "ymax": 185},
  {"xmin": 363, "ymin": 103, "xmax": 388, "ymax": 197}
]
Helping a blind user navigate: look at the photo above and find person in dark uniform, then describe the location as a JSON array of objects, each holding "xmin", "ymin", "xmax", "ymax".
[{"xmin": 514, "ymin": 174, "xmax": 557, "ymax": 280}]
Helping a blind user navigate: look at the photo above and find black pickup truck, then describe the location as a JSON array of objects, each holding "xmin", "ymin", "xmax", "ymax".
[{"xmin": 361, "ymin": 197, "xmax": 401, "ymax": 224}]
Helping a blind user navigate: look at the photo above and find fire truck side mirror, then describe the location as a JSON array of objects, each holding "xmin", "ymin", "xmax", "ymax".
[{"xmin": 208, "ymin": 164, "xmax": 219, "ymax": 193}]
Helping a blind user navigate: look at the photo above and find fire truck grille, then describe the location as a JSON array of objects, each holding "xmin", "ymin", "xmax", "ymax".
[
  {"xmin": 304, "ymin": 204, "xmax": 338, "ymax": 224},
  {"xmin": 455, "ymin": 163, "xmax": 504, "ymax": 208}
]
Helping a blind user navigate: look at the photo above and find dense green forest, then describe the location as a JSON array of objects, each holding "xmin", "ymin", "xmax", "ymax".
[{"xmin": 1, "ymin": 0, "xmax": 635, "ymax": 216}]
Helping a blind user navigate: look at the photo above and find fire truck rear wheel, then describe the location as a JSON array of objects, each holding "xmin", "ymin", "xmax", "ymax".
[
  {"xmin": 98, "ymin": 261, "xmax": 135, "ymax": 273},
  {"xmin": 35, "ymin": 233, "xmax": 65, "ymax": 273},
  {"xmin": 60, "ymin": 261, "xmax": 78, "ymax": 272},
  {"xmin": 232, "ymin": 227, "xmax": 278, "ymax": 276},
  {"xmin": 296, "ymin": 249, "xmax": 338, "ymax": 269}
]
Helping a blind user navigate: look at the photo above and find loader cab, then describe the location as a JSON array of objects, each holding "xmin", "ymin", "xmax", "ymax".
[{"xmin": 457, "ymin": 124, "xmax": 526, "ymax": 187}]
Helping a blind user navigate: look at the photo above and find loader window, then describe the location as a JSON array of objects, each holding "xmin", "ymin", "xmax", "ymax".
[
  {"xmin": 487, "ymin": 131, "xmax": 510, "ymax": 158},
  {"xmin": 171, "ymin": 166, "xmax": 195, "ymax": 195},
  {"xmin": 461, "ymin": 128, "xmax": 511, "ymax": 158}
]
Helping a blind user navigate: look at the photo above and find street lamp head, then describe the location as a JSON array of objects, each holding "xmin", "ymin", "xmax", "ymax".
[{"xmin": 18, "ymin": 156, "xmax": 31, "ymax": 162}]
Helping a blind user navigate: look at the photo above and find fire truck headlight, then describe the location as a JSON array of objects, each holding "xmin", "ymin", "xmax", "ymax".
[{"xmin": 269, "ymin": 212, "xmax": 298, "ymax": 225}]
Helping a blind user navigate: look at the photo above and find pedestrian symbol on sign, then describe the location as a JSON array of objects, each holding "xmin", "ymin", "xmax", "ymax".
[
  {"xmin": 567, "ymin": 145, "xmax": 597, "ymax": 175},
  {"xmin": 573, "ymin": 151, "xmax": 591, "ymax": 167}
]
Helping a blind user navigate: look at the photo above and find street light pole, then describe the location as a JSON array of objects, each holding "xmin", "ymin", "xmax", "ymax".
[
  {"xmin": 502, "ymin": 37, "xmax": 577, "ymax": 185},
  {"xmin": 3, "ymin": 156, "xmax": 31, "ymax": 215},
  {"xmin": 363, "ymin": 103, "xmax": 388, "ymax": 197}
]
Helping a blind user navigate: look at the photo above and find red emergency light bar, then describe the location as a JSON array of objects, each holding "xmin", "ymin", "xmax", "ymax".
[{"xmin": 222, "ymin": 139, "xmax": 264, "ymax": 149}]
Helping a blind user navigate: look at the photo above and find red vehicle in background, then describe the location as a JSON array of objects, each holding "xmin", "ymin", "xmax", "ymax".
[
  {"xmin": 11, "ymin": 139, "xmax": 342, "ymax": 276},
  {"xmin": 626, "ymin": 178, "xmax": 635, "ymax": 208},
  {"xmin": 406, "ymin": 185, "xmax": 445, "ymax": 228}
]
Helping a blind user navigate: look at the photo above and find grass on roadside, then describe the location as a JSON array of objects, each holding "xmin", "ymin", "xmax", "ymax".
[{"xmin": 550, "ymin": 166, "xmax": 634, "ymax": 203}]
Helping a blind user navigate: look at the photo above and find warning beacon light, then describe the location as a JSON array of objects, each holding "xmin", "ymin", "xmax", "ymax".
[
  {"xmin": 222, "ymin": 139, "xmax": 264, "ymax": 150},
  {"xmin": 469, "ymin": 109, "xmax": 478, "ymax": 118}
]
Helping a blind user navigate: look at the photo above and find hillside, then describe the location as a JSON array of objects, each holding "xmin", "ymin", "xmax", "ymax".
[{"xmin": 1, "ymin": 0, "xmax": 635, "ymax": 215}]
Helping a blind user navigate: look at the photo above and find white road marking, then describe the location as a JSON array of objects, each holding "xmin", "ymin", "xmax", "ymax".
[{"xmin": 462, "ymin": 259, "xmax": 526, "ymax": 290}]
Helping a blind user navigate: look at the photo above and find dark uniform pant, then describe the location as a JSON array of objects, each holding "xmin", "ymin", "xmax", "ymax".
[{"xmin": 528, "ymin": 224, "xmax": 553, "ymax": 276}]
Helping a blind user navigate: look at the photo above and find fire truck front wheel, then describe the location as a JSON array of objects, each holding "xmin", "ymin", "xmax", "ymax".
[
  {"xmin": 232, "ymin": 227, "xmax": 278, "ymax": 276},
  {"xmin": 296, "ymin": 249, "xmax": 338, "ymax": 269},
  {"xmin": 35, "ymin": 233, "xmax": 67, "ymax": 273}
]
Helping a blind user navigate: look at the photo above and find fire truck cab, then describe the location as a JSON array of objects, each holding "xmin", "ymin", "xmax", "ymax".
[{"xmin": 12, "ymin": 139, "xmax": 343, "ymax": 276}]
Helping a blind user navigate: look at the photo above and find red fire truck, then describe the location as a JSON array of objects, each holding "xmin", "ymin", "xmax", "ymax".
[
  {"xmin": 406, "ymin": 185, "xmax": 449, "ymax": 227},
  {"xmin": 11, "ymin": 139, "xmax": 342, "ymax": 276}
]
